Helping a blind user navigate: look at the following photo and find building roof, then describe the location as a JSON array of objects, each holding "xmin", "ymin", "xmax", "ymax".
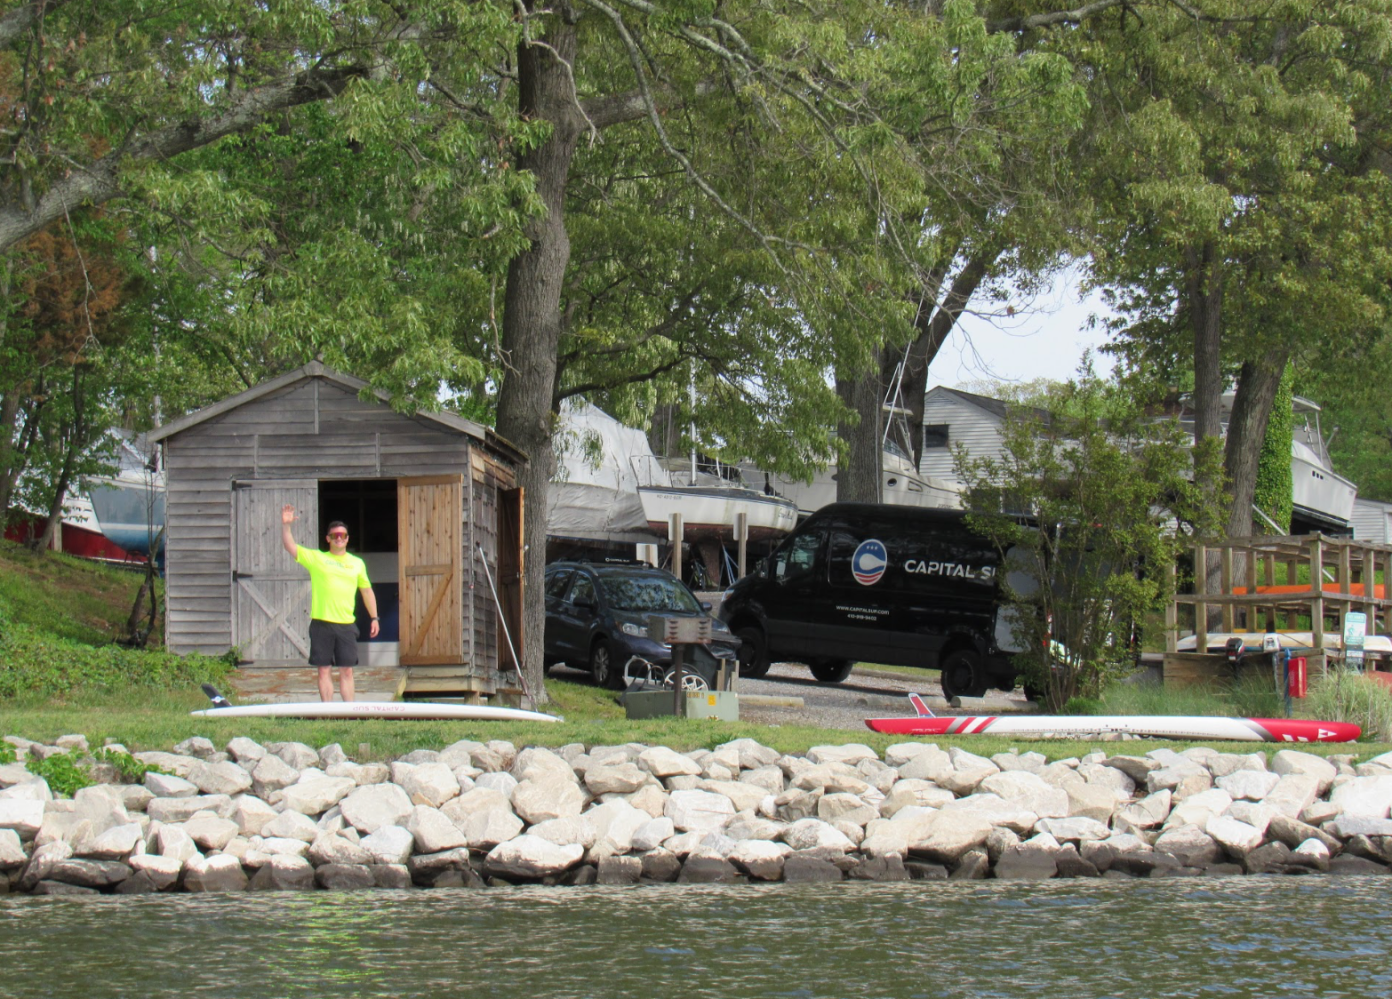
[
  {"xmin": 927, "ymin": 386, "xmax": 1053, "ymax": 426},
  {"xmin": 148, "ymin": 361, "xmax": 526, "ymax": 464}
]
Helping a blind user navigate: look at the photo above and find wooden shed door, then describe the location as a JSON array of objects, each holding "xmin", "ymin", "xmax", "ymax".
[
  {"xmin": 398, "ymin": 474, "xmax": 464, "ymax": 665},
  {"xmin": 497, "ymin": 487, "xmax": 524, "ymax": 673},
  {"xmin": 232, "ymin": 479, "xmax": 317, "ymax": 665}
]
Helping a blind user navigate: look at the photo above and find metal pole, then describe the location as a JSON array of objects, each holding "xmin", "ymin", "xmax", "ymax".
[
  {"xmin": 475, "ymin": 543, "xmax": 532, "ymax": 705},
  {"xmin": 735, "ymin": 512, "xmax": 748, "ymax": 580},
  {"xmin": 669, "ymin": 512, "xmax": 683, "ymax": 582},
  {"xmin": 671, "ymin": 643, "xmax": 685, "ymax": 718}
]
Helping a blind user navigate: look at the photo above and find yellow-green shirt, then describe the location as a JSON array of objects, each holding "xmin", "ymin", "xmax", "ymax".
[{"xmin": 296, "ymin": 547, "xmax": 370, "ymax": 624}]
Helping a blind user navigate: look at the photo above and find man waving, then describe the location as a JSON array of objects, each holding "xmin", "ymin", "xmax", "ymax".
[{"xmin": 282, "ymin": 504, "xmax": 379, "ymax": 702}]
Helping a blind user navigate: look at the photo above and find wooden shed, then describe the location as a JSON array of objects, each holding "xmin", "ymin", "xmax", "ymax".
[{"xmin": 149, "ymin": 362, "xmax": 527, "ymax": 694}]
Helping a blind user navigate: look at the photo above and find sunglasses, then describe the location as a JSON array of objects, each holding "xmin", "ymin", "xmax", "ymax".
[{"xmin": 328, "ymin": 532, "xmax": 349, "ymax": 540}]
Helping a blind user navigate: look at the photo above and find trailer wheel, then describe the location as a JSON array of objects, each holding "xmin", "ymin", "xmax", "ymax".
[
  {"xmin": 939, "ymin": 649, "xmax": 989, "ymax": 699},
  {"xmin": 735, "ymin": 626, "xmax": 770, "ymax": 678},
  {"xmin": 808, "ymin": 659, "xmax": 854, "ymax": 683}
]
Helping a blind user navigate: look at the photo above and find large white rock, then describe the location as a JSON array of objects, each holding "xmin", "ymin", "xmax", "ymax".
[
  {"xmin": 527, "ymin": 815, "xmax": 597, "ymax": 849},
  {"xmin": 1165, "ymin": 789, "xmax": 1233, "ymax": 829},
  {"xmin": 404, "ymin": 805, "xmax": 470, "ymax": 853},
  {"xmin": 904, "ymin": 808, "xmax": 994, "ymax": 863},
  {"xmin": 1078, "ymin": 763, "xmax": 1135, "ymax": 797},
  {"xmin": 1205, "ymin": 815, "xmax": 1264, "ymax": 856},
  {"xmin": 728, "ymin": 839, "xmax": 790, "ymax": 879},
  {"xmin": 258, "ymin": 837, "xmax": 311, "ymax": 859},
  {"xmin": 230, "ymin": 795, "xmax": 278, "ymax": 838},
  {"xmin": 184, "ymin": 854, "xmax": 247, "ymax": 892},
  {"xmin": 0, "ymin": 777, "xmax": 51, "ymax": 801},
  {"xmin": 0, "ymin": 828, "xmax": 27, "ymax": 868},
  {"xmin": 0, "ymin": 763, "xmax": 32, "ymax": 788},
  {"xmin": 308, "ymin": 833, "xmax": 372, "ymax": 867},
  {"xmin": 145, "ymin": 772, "xmax": 200, "ymax": 798},
  {"xmin": 584, "ymin": 762, "xmax": 649, "ymax": 795},
  {"xmin": 895, "ymin": 746, "xmax": 953, "ymax": 783},
  {"xmin": 270, "ymin": 742, "xmax": 320, "ymax": 771},
  {"xmin": 790, "ymin": 764, "xmax": 872, "ymax": 796},
  {"xmin": 1208, "ymin": 752, "xmax": 1267, "ymax": 778},
  {"xmin": 187, "ymin": 760, "xmax": 253, "ymax": 796},
  {"xmin": 485, "ymin": 834, "xmax": 584, "ymax": 878},
  {"xmin": 261, "ymin": 810, "xmax": 321, "ymax": 843},
  {"xmin": 1154, "ymin": 823, "xmax": 1223, "ymax": 867},
  {"xmin": 512, "ymin": 775, "xmax": 587, "ymax": 824},
  {"xmin": 1271, "ymin": 750, "xmax": 1337, "ymax": 793},
  {"xmin": 1263, "ymin": 774, "xmax": 1321, "ymax": 819},
  {"xmin": 807, "ymin": 744, "xmax": 878, "ymax": 766},
  {"xmin": 639, "ymin": 746, "xmax": 703, "ymax": 779},
  {"xmin": 281, "ymin": 777, "xmax": 356, "ymax": 817},
  {"xmin": 463, "ymin": 808, "xmax": 525, "ymax": 851},
  {"xmin": 979, "ymin": 771, "xmax": 1069, "ymax": 819},
  {"xmin": 128, "ymin": 853, "xmax": 182, "ymax": 889},
  {"xmin": 474, "ymin": 772, "xmax": 519, "ymax": 799},
  {"xmin": 632, "ymin": 817, "xmax": 677, "ymax": 853},
  {"xmin": 357, "ymin": 825, "xmax": 414, "ymax": 865},
  {"xmin": 339, "ymin": 782, "xmax": 414, "ymax": 834},
  {"xmin": 0, "ymin": 799, "xmax": 45, "ymax": 838},
  {"xmin": 395, "ymin": 763, "xmax": 461, "ymax": 808},
  {"xmin": 251, "ymin": 754, "xmax": 302, "ymax": 796},
  {"xmin": 133, "ymin": 751, "xmax": 201, "ymax": 778},
  {"xmin": 1065, "ymin": 782, "xmax": 1119, "ymax": 822},
  {"xmin": 1034, "ymin": 816, "xmax": 1110, "ymax": 843},
  {"xmin": 225, "ymin": 737, "xmax": 267, "ymax": 764},
  {"xmin": 878, "ymin": 781, "xmax": 955, "ymax": 818},
  {"xmin": 72, "ymin": 786, "xmax": 130, "ymax": 835},
  {"xmin": 586, "ymin": 800, "xmax": 649, "ymax": 858},
  {"xmin": 698, "ymin": 779, "xmax": 769, "ymax": 814},
  {"xmin": 156, "ymin": 824, "xmax": 201, "ymax": 863},
  {"xmin": 817, "ymin": 793, "xmax": 878, "ymax": 827},
  {"xmin": 665, "ymin": 789, "xmax": 736, "ymax": 834},
  {"xmin": 718, "ymin": 738, "xmax": 781, "ymax": 769},
  {"xmin": 1215, "ymin": 770, "xmax": 1281, "ymax": 802},
  {"xmin": 77, "ymin": 822, "xmax": 143, "ymax": 860},
  {"xmin": 942, "ymin": 794, "xmax": 1038, "ymax": 835},
  {"xmin": 1328, "ymin": 775, "xmax": 1392, "ymax": 819},
  {"xmin": 782, "ymin": 818, "xmax": 856, "ymax": 853},
  {"xmin": 182, "ymin": 815, "xmax": 240, "ymax": 852},
  {"xmin": 18, "ymin": 840, "xmax": 72, "ymax": 890},
  {"xmin": 510, "ymin": 747, "xmax": 580, "ymax": 784}
]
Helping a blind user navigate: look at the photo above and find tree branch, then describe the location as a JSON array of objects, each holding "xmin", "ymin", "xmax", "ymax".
[{"xmin": 0, "ymin": 63, "xmax": 367, "ymax": 254}]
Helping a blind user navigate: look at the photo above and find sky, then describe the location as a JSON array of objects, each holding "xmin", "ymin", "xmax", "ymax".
[{"xmin": 926, "ymin": 271, "xmax": 1118, "ymax": 392}]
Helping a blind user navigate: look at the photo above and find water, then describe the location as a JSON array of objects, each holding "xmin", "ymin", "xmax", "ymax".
[{"xmin": 1, "ymin": 878, "xmax": 1387, "ymax": 999}]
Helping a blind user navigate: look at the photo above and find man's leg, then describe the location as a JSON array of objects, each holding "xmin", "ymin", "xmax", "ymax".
[
  {"xmin": 339, "ymin": 667, "xmax": 355, "ymax": 702},
  {"xmin": 317, "ymin": 666, "xmax": 335, "ymax": 702}
]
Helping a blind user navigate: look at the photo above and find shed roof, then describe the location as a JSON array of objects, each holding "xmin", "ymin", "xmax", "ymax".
[{"xmin": 149, "ymin": 361, "xmax": 526, "ymax": 464}]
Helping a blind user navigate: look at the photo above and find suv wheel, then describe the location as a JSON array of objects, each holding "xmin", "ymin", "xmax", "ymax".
[
  {"xmin": 939, "ymin": 648, "xmax": 989, "ymax": 700},
  {"xmin": 590, "ymin": 638, "xmax": 622, "ymax": 690},
  {"xmin": 735, "ymin": 625, "xmax": 770, "ymax": 678},
  {"xmin": 808, "ymin": 658, "xmax": 853, "ymax": 683}
]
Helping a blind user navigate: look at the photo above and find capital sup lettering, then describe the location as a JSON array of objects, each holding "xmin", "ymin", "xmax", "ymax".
[{"xmin": 903, "ymin": 559, "xmax": 995, "ymax": 581}]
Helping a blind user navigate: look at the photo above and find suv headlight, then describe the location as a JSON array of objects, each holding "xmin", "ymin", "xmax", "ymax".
[{"xmin": 620, "ymin": 622, "xmax": 647, "ymax": 637}]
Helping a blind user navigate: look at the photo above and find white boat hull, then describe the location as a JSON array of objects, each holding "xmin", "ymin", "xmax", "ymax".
[
  {"xmin": 637, "ymin": 485, "xmax": 797, "ymax": 541},
  {"xmin": 191, "ymin": 701, "xmax": 563, "ymax": 722}
]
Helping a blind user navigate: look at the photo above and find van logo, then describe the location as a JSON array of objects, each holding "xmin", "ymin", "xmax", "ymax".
[{"xmin": 852, "ymin": 539, "xmax": 888, "ymax": 586}]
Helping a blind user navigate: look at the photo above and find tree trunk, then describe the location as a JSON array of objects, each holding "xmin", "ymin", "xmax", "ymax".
[
  {"xmin": 836, "ymin": 344, "xmax": 883, "ymax": 504},
  {"xmin": 1186, "ymin": 241, "xmax": 1226, "ymax": 458},
  {"xmin": 1224, "ymin": 353, "xmax": 1289, "ymax": 538},
  {"xmin": 493, "ymin": 5, "xmax": 585, "ymax": 705}
]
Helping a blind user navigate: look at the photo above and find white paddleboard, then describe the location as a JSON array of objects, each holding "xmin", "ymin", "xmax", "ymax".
[{"xmin": 190, "ymin": 701, "xmax": 564, "ymax": 723}]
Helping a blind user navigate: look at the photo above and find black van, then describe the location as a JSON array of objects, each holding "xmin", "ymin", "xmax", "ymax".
[{"xmin": 717, "ymin": 503, "xmax": 1029, "ymax": 698}]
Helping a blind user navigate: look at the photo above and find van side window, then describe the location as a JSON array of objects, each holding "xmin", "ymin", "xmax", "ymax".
[
  {"xmin": 568, "ymin": 575, "xmax": 596, "ymax": 605},
  {"xmin": 772, "ymin": 529, "xmax": 823, "ymax": 583}
]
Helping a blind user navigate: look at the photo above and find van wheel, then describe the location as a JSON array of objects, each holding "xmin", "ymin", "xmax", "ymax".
[
  {"xmin": 939, "ymin": 649, "xmax": 988, "ymax": 699},
  {"xmin": 809, "ymin": 659, "xmax": 853, "ymax": 684},
  {"xmin": 735, "ymin": 626, "xmax": 770, "ymax": 678}
]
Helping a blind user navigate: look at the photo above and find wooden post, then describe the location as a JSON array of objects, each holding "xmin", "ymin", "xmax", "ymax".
[
  {"xmin": 1165, "ymin": 559, "xmax": 1178, "ymax": 653},
  {"xmin": 1309, "ymin": 535, "xmax": 1325, "ymax": 653},
  {"xmin": 1194, "ymin": 542, "xmax": 1208, "ymax": 656},
  {"xmin": 669, "ymin": 513, "xmax": 683, "ymax": 582},
  {"xmin": 1221, "ymin": 544, "xmax": 1234, "ymax": 633},
  {"xmin": 735, "ymin": 511, "xmax": 748, "ymax": 580}
]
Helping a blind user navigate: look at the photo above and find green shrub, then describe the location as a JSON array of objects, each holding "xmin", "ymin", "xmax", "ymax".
[
  {"xmin": 1304, "ymin": 671, "xmax": 1392, "ymax": 741},
  {"xmin": 1062, "ymin": 696, "xmax": 1103, "ymax": 716},
  {"xmin": 0, "ymin": 741, "xmax": 14, "ymax": 764},
  {"xmin": 92, "ymin": 747, "xmax": 166, "ymax": 783},
  {"xmin": 0, "ymin": 622, "xmax": 235, "ymax": 699},
  {"xmin": 26, "ymin": 752, "xmax": 96, "ymax": 797}
]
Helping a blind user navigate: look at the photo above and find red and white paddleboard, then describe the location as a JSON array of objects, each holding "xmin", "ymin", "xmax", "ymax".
[{"xmin": 866, "ymin": 699, "xmax": 1360, "ymax": 743}]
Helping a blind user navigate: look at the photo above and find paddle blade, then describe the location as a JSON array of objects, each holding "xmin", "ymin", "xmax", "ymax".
[{"xmin": 200, "ymin": 683, "xmax": 232, "ymax": 709}]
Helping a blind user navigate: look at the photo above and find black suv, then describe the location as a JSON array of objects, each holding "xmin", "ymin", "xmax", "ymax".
[{"xmin": 543, "ymin": 560, "xmax": 741, "ymax": 689}]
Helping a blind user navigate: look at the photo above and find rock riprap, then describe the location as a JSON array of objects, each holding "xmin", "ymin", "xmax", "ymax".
[{"xmin": 2, "ymin": 734, "xmax": 1391, "ymax": 893}]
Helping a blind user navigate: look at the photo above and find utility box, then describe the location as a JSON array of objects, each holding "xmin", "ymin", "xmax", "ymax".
[
  {"xmin": 648, "ymin": 616, "xmax": 712, "ymax": 644},
  {"xmin": 683, "ymin": 690, "xmax": 739, "ymax": 721},
  {"xmin": 621, "ymin": 689, "xmax": 739, "ymax": 721}
]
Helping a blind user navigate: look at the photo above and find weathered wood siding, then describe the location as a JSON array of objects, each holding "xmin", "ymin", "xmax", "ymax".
[
  {"xmin": 918, "ymin": 388, "xmax": 1007, "ymax": 482},
  {"xmin": 163, "ymin": 378, "xmax": 477, "ymax": 657}
]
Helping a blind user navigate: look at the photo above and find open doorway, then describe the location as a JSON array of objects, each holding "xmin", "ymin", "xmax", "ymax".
[{"xmin": 319, "ymin": 479, "xmax": 400, "ymax": 666}]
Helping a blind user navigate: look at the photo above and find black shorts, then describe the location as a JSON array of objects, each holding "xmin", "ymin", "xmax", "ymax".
[{"xmin": 308, "ymin": 620, "xmax": 360, "ymax": 667}]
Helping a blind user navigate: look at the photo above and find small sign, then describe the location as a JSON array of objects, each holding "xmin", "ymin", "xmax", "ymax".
[
  {"xmin": 1344, "ymin": 611, "xmax": 1367, "ymax": 668},
  {"xmin": 647, "ymin": 616, "xmax": 712, "ymax": 644}
]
